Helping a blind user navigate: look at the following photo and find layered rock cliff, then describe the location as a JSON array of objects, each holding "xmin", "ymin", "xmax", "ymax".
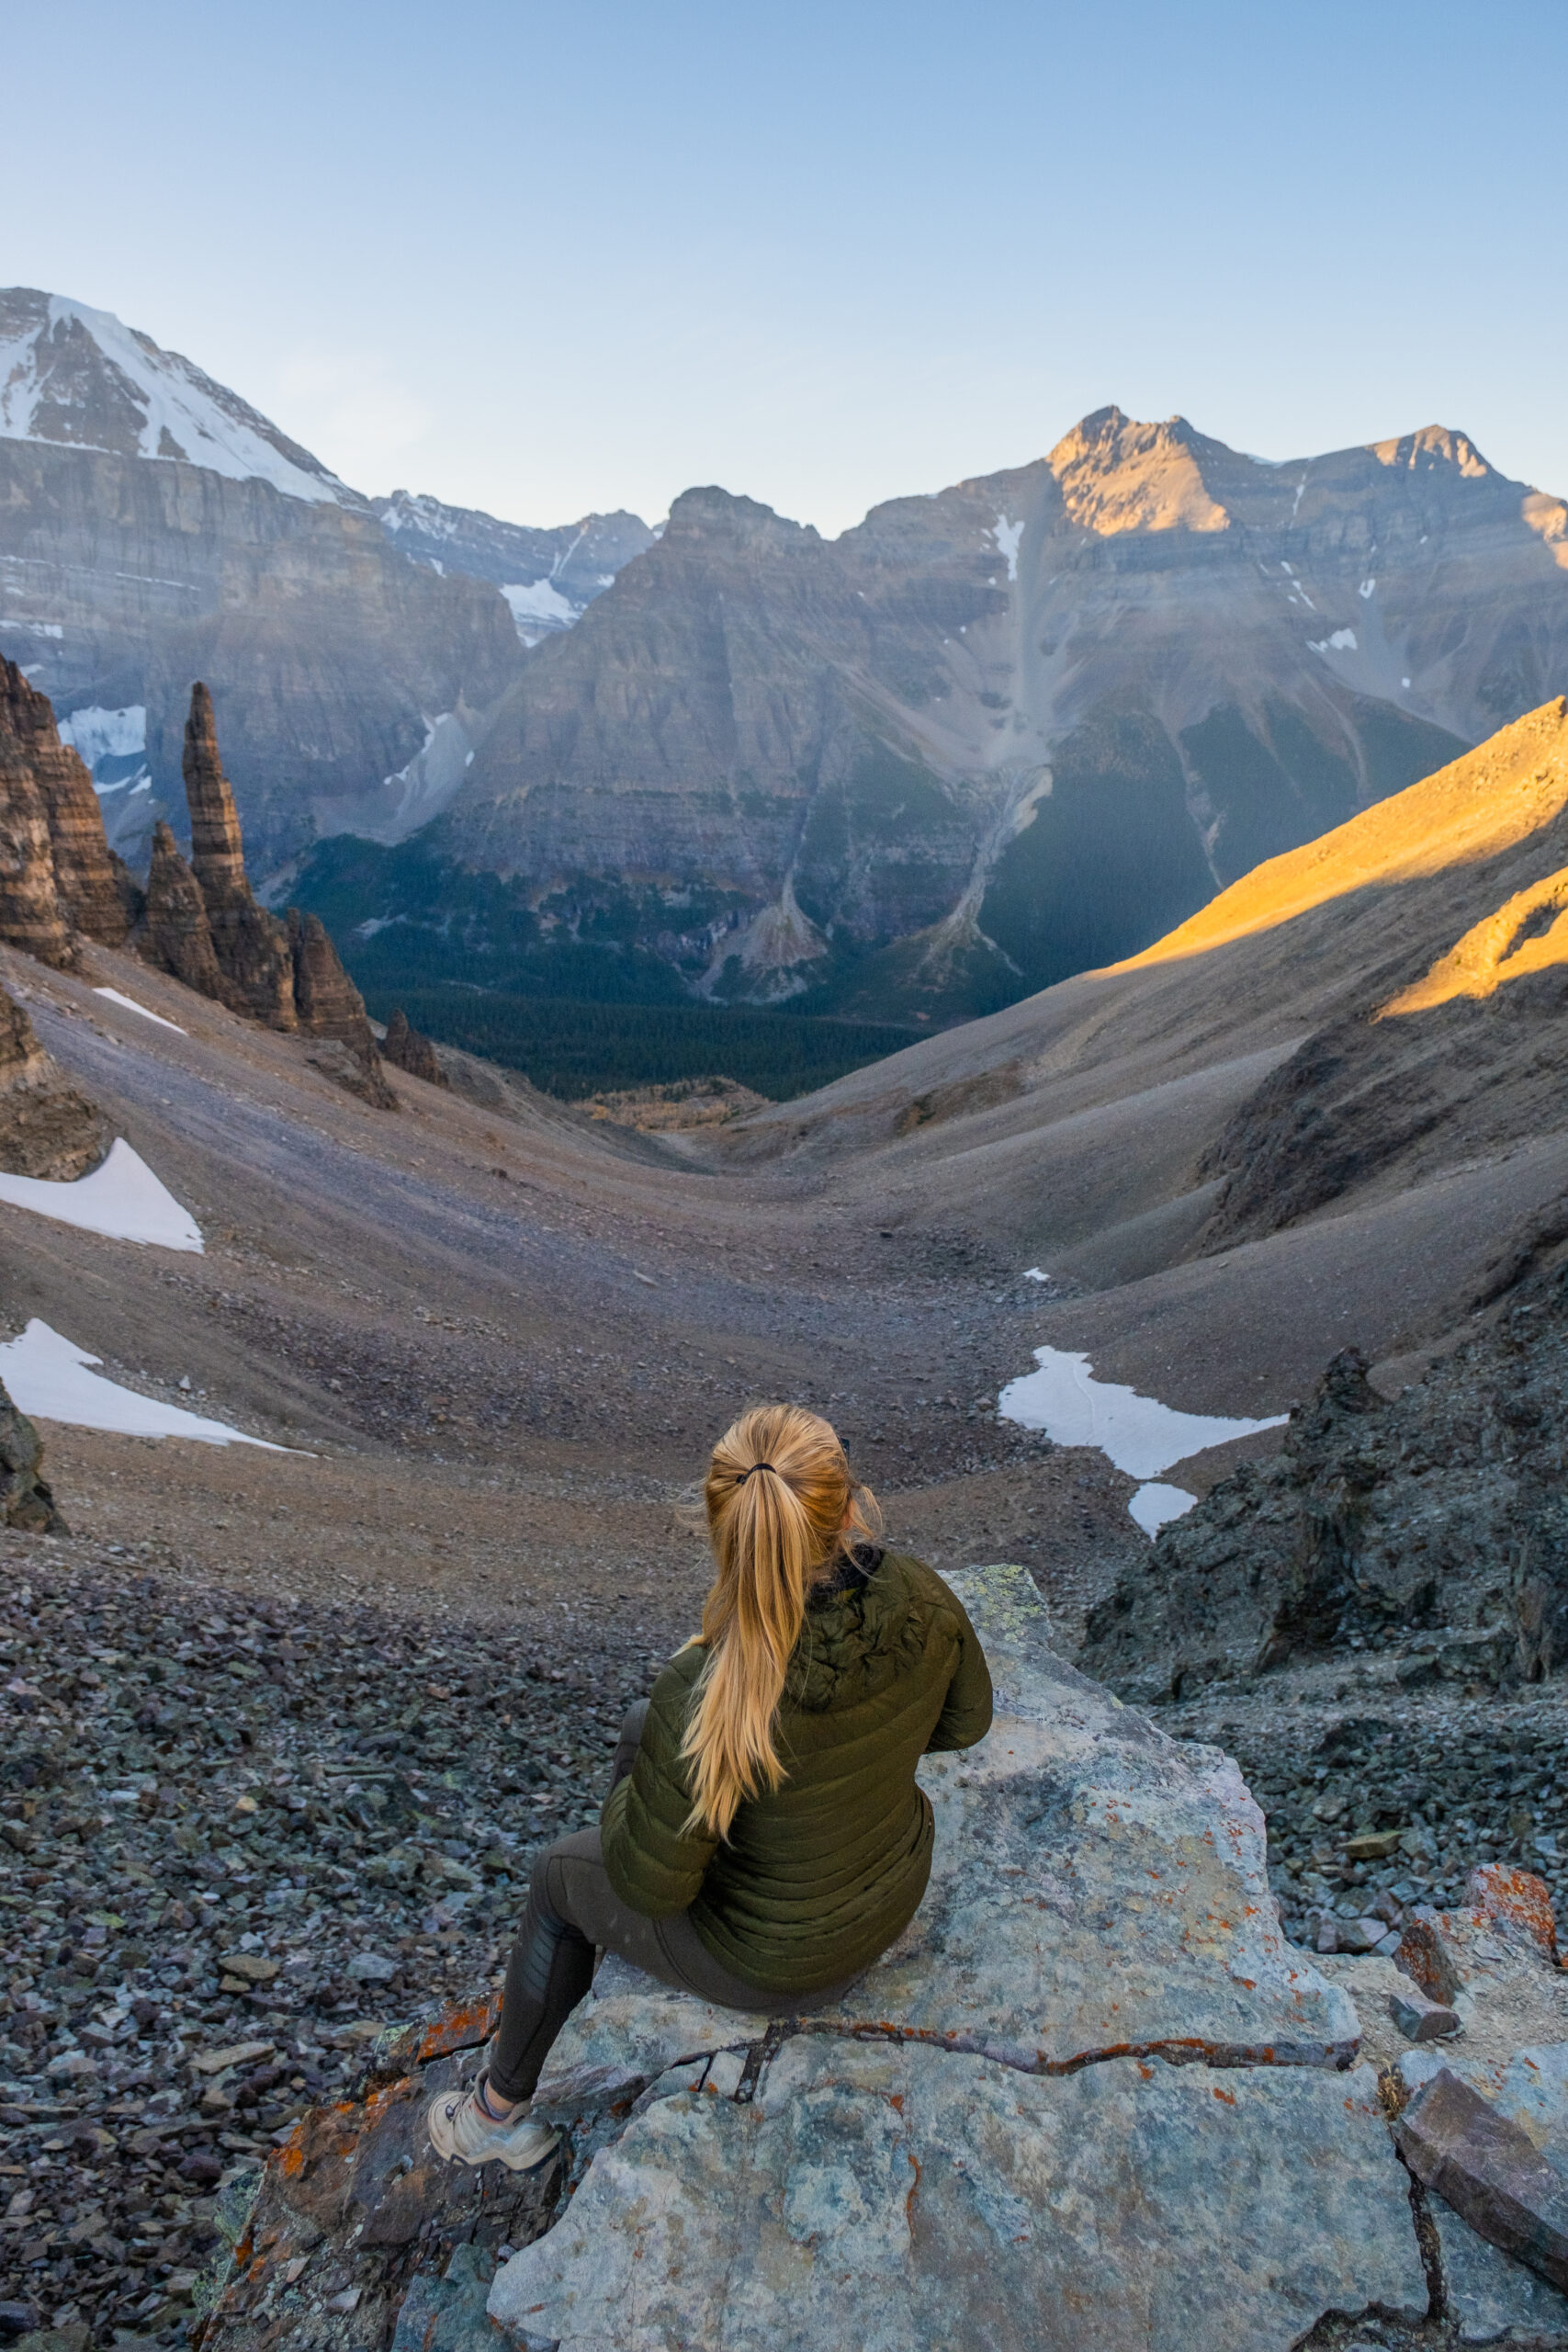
[
  {"xmin": 0, "ymin": 652, "xmax": 140, "ymax": 966},
  {"xmin": 340, "ymin": 411, "xmax": 1566, "ymax": 1023},
  {"xmin": 0, "ymin": 291, "xmax": 525, "ymax": 873}
]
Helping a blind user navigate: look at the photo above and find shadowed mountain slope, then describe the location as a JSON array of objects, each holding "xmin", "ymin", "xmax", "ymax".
[{"xmin": 408, "ymin": 412, "xmax": 1565, "ymax": 1021}]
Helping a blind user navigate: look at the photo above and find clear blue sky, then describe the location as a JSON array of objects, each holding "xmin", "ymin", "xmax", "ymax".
[{"xmin": 14, "ymin": 0, "xmax": 1568, "ymax": 534}]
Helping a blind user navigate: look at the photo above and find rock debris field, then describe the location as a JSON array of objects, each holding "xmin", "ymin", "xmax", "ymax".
[{"xmin": 0, "ymin": 1542, "xmax": 657, "ymax": 2349}]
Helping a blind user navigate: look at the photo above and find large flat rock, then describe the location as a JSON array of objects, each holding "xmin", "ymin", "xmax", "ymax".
[
  {"xmin": 535, "ymin": 1564, "xmax": 1355, "ymax": 2122},
  {"xmin": 493, "ymin": 2042, "xmax": 1423, "ymax": 2352}
]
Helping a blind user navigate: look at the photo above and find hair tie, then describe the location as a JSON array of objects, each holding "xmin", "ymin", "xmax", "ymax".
[{"xmin": 737, "ymin": 1462, "xmax": 775, "ymax": 1481}]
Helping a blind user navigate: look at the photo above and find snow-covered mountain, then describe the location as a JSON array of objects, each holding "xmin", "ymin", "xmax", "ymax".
[
  {"xmin": 0, "ymin": 290, "xmax": 654, "ymax": 867},
  {"xmin": 0, "ymin": 289, "xmax": 358, "ymax": 507},
  {"xmin": 378, "ymin": 492, "xmax": 655, "ymax": 643}
]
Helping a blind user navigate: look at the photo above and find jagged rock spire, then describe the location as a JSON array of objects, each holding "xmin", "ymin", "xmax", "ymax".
[
  {"xmin": 140, "ymin": 820, "xmax": 233, "ymax": 1006},
  {"xmin": 383, "ymin": 1008, "xmax": 448, "ymax": 1088},
  {"xmin": 288, "ymin": 908, "xmax": 378, "ymax": 1060},
  {"xmin": 4, "ymin": 660, "xmax": 138, "ymax": 944},
  {"xmin": 180, "ymin": 683, "xmax": 297, "ymax": 1030},
  {"xmin": 0, "ymin": 661, "xmax": 76, "ymax": 967}
]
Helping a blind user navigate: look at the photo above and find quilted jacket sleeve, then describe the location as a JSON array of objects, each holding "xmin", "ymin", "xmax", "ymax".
[
  {"xmin": 924, "ymin": 1584, "xmax": 994, "ymax": 1754},
  {"xmin": 600, "ymin": 1650, "xmax": 720, "ymax": 1918}
]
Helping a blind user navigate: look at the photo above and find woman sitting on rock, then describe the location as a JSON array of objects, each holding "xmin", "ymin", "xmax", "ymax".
[{"xmin": 428, "ymin": 1401, "xmax": 994, "ymax": 2172}]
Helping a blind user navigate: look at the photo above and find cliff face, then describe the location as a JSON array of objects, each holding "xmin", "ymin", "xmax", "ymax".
[
  {"xmin": 0, "ymin": 403, "xmax": 523, "ymax": 874},
  {"xmin": 0, "ymin": 653, "xmax": 136, "ymax": 966},
  {"xmin": 416, "ymin": 413, "xmax": 1566, "ymax": 1020}
]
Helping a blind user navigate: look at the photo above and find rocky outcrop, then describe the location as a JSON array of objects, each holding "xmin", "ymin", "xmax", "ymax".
[
  {"xmin": 378, "ymin": 492, "xmax": 655, "ymax": 643},
  {"xmin": 0, "ymin": 718, "xmax": 73, "ymax": 967},
  {"xmin": 138, "ymin": 820, "xmax": 232, "ymax": 1004},
  {"xmin": 288, "ymin": 906, "xmax": 376, "ymax": 1057},
  {"xmin": 0, "ymin": 1373, "xmax": 66, "ymax": 1533},
  {"xmin": 183, "ymin": 684, "xmax": 297, "ymax": 1029},
  {"xmin": 1081, "ymin": 1250, "xmax": 1568, "ymax": 1703},
  {"xmin": 0, "ymin": 981, "xmax": 107, "ymax": 1180},
  {"xmin": 381, "ymin": 1007, "xmax": 448, "ymax": 1087},
  {"xmin": 2, "ymin": 655, "xmax": 138, "ymax": 944}
]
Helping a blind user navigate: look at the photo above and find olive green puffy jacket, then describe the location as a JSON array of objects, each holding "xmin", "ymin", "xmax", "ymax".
[{"xmin": 600, "ymin": 1548, "xmax": 993, "ymax": 1996}]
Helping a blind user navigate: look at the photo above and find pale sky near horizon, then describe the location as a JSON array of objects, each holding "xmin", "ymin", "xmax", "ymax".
[{"xmin": 11, "ymin": 0, "xmax": 1568, "ymax": 536}]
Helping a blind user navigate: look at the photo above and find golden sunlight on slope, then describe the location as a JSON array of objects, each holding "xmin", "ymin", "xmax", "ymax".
[
  {"xmin": 1523, "ymin": 490, "xmax": 1568, "ymax": 571},
  {"xmin": 1047, "ymin": 409, "xmax": 1230, "ymax": 536},
  {"xmin": 1380, "ymin": 864, "xmax": 1568, "ymax": 1015},
  {"xmin": 1113, "ymin": 696, "xmax": 1568, "ymax": 972}
]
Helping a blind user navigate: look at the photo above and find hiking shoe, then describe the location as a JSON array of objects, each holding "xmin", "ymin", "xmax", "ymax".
[{"xmin": 426, "ymin": 2074, "xmax": 560, "ymax": 2173}]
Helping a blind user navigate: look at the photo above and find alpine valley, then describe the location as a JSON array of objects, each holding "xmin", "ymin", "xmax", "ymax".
[{"xmin": 3, "ymin": 288, "xmax": 1567, "ymax": 1033}]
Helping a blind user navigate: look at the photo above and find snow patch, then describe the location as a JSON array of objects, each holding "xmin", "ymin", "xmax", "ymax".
[
  {"xmin": 991, "ymin": 514, "xmax": 1024, "ymax": 582},
  {"xmin": 93, "ymin": 987, "xmax": 186, "ymax": 1035},
  {"xmin": 998, "ymin": 1345, "xmax": 1286, "ymax": 1506},
  {"xmin": 1021, "ymin": 1266, "xmax": 1049, "ymax": 1283},
  {"xmin": 1309, "ymin": 628, "xmax": 1359, "ymax": 654},
  {"xmin": 502, "ymin": 577, "xmax": 578, "ymax": 643},
  {"xmin": 58, "ymin": 704, "xmax": 146, "ymax": 764},
  {"xmin": 1128, "ymin": 1482, "xmax": 1199, "ymax": 1538},
  {"xmin": 0, "ymin": 1137, "xmax": 201, "ymax": 1250},
  {"xmin": 1359, "ymin": 578, "xmax": 1376, "ymax": 600},
  {"xmin": 0, "ymin": 1318, "xmax": 284, "ymax": 1448},
  {"xmin": 0, "ymin": 292, "xmax": 355, "ymax": 505}
]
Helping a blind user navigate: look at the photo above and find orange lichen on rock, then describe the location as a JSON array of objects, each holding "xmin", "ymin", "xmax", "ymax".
[
  {"xmin": 1115, "ymin": 696, "xmax": 1568, "ymax": 972},
  {"xmin": 1380, "ymin": 864, "xmax": 1568, "ymax": 1015}
]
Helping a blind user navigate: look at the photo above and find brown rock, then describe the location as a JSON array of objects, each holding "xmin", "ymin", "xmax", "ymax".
[
  {"xmin": 0, "ymin": 662, "xmax": 74, "ymax": 967},
  {"xmin": 1394, "ymin": 2065, "xmax": 1568, "ymax": 2293},
  {"xmin": 287, "ymin": 909, "xmax": 376, "ymax": 1057},
  {"xmin": 2, "ymin": 659, "xmax": 140, "ymax": 944},
  {"xmin": 382, "ymin": 1007, "xmax": 448, "ymax": 1088},
  {"xmin": 183, "ymin": 683, "xmax": 296, "ymax": 1030},
  {"xmin": 0, "ymin": 1371, "xmax": 68, "ymax": 1534},
  {"xmin": 0, "ymin": 981, "xmax": 108, "ymax": 1181},
  {"xmin": 137, "ymin": 820, "xmax": 232, "ymax": 1005}
]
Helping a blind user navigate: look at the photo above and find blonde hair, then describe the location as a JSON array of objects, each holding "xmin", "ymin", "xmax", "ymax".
[{"xmin": 681, "ymin": 1404, "xmax": 880, "ymax": 1840}]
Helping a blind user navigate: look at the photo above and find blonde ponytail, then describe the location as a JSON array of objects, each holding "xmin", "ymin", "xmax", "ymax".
[{"xmin": 681, "ymin": 1404, "xmax": 879, "ymax": 1839}]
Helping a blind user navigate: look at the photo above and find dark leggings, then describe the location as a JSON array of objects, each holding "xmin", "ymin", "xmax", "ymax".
[{"xmin": 489, "ymin": 1702, "xmax": 860, "ymax": 2103}]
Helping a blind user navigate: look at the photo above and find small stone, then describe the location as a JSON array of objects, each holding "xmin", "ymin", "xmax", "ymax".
[
  {"xmin": 190, "ymin": 2039, "xmax": 275, "ymax": 2075},
  {"xmin": 45, "ymin": 2049, "xmax": 96, "ymax": 2082},
  {"xmin": 1388, "ymin": 1987, "xmax": 1461, "ymax": 2042},
  {"xmin": 1345, "ymin": 1831, "xmax": 1404, "ymax": 1861},
  {"xmin": 1394, "ymin": 2066, "xmax": 1568, "ymax": 2292},
  {"xmin": 218, "ymin": 1951, "xmax": 278, "ymax": 1984},
  {"xmin": 324, "ymin": 2287, "xmax": 362, "ymax": 2313},
  {"xmin": 346, "ymin": 1951, "xmax": 398, "ymax": 1984},
  {"xmin": 1333, "ymin": 1918, "xmax": 1387, "ymax": 1955}
]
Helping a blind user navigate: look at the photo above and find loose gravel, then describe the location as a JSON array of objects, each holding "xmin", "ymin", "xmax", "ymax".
[{"xmin": 0, "ymin": 1546, "xmax": 658, "ymax": 2347}]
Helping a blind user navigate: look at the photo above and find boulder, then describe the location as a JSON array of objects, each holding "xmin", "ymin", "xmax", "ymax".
[
  {"xmin": 182, "ymin": 682, "xmax": 297, "ymax": 1030},
  {"xmin": 487, "ymin": 1566, "xmax": 1423, "ymax": 2350},
  {"xmin": 0, "ymin": 1371, "xmax": 67, "ymax": 1533},
  {"xmin": 0, "ymin": 981, "xmax": 108, "ymax": 1181}
]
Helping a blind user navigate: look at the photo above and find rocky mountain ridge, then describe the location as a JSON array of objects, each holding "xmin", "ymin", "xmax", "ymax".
[
  {"xmin": 338, "ymin": 407, "xmax": 1566, "ymax": 1024},
  {"xmin": 377, "ymin": 492, "xmax": 655, "ymax": 642},
  {"xmin": 0, "ymin": 291, "xmax": 648, "ymax": 878}
]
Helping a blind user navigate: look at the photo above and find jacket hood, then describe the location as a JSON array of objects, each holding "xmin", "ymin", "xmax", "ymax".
[{"xmin": 786, "ymin": 1548, "xmax": 930, "ymax": 1714}]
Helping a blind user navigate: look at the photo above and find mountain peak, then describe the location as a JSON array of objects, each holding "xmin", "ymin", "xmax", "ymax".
[
  {"xmin": 1371, "ymin": 424, "xmax": 1495, "ymax": 482},
  {"xmin": 1047, "ymin": 406, "xmax": 1231, "ymax": 537},
  {"xmin": 0, "ymin": 288, "xmax": 357, "ymax": 506}
]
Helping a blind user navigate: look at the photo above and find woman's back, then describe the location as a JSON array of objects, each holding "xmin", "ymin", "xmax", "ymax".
[{"xmin": 603, "ymin": 1547, "xmax": 992, "ymax": 1995}]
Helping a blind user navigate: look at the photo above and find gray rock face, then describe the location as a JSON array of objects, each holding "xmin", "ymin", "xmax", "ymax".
[
  {"xmin": 0, "ymin": 293, "xmax": 524, "ymax": 874},
  {"xmin": 488, "ymin": 1566, "xmax": 1422, "ymax": 2350},
  {"xmin": 1082, "ymin": 1253, "xmax": 1568, "ymax": 1705},
  {"xmin": 430, "ymin": 413, "xmax": 1567, "ymax": 1021},
  {"xmin": 0, "ymin": 977, "xmax": 107, "ymax": 1181},
  {"xmin": 378, "ymin": 492, "xmax": 655, "ymax": 642}
]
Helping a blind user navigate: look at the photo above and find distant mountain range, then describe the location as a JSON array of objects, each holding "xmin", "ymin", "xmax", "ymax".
[
  {"xmin": 3, "ymin": 288, "xmax": 1567, "ymax": 1027},
  {"xmin": 0, "ymin": 289, "xmax": 650, "ymax": 873}
]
